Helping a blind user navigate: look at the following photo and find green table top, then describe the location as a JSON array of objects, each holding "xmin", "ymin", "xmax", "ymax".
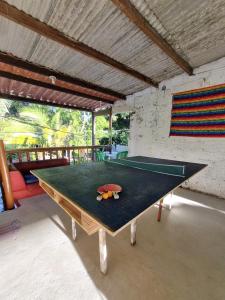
[{"xmin": 32, "ymin": 156, "xmax": 206, "ymax": 232}]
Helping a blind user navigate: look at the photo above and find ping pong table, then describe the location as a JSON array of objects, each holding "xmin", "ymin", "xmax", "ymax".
[{"xmin": 32, "ymin": 156, "xmax": 206, "ymax": 274}]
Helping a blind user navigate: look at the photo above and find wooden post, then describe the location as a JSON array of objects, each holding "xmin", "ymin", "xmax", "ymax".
[
  {"xmin": 92, "ymin": 112, "xmax": 96, "ymax": 161},
  {"xmin": 109, "ymin": 108, "xmax": 112, "ymax": 148},
  {"xmin": 0, "ymin": 140, "xmax": 14, "ymax": 210},
  {"xmin": 99, "ymin": 228, "xmax": 108, "ymax": 274},
  {"xmin": 157, "ymin": 198, "xmax": 164, "ymax": 222}
]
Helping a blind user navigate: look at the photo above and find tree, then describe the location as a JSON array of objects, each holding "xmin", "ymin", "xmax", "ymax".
[
  {"xmin": 0, "ymin": 99, "xmax": 94, "ymax": 148},
  {"xmin": 0, "ymin": 99, "xmax": 125, "ymax": 148},
  {"xmin": 95, "ymin": 116, "xmax": 109, "ymax": 144},
  {"xmin": 99, "ymin": 113, "xmax": 130, "ymax": 145}
]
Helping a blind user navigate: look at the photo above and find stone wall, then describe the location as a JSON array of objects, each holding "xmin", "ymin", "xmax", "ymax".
[{"xmin": 113, "ymin": 57, "xmax": 225, "ymax": 198}]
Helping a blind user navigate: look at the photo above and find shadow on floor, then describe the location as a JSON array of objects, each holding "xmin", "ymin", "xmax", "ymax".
[{"xmin": 2, "ymin": 188, "xmax": 225, "ymax": 300}]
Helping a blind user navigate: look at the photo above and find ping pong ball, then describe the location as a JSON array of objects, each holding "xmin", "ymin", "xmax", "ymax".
[
  {"xmin": 102, "ymin": 193, "xmax": 109, "ymax": 200},
  {"xmin": 96, "ymin": 195, "xmax": 102, "ymax": 201},
  {"xmin": 107, "ymin": 191, "xmax": 113, "ymax": 197}
]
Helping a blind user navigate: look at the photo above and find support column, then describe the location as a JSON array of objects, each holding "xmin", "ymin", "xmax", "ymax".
[
  {"xmin": 109, "ymin": 108, "xmax": 112, "ymax": 148},
  {"xmin": 0, "ymin": 140, "xmax": 14, "ymax": 210},
  {"xmin": 92, "ymin": 112, "xmax": 96, "ymax": 161},
  {"xmin": 169, "ymin": 191, "xmax": 173, "ymax": 210},
  {"xmin": 99, "ymin": 228, "xmax": 108, "ymax": 274}
]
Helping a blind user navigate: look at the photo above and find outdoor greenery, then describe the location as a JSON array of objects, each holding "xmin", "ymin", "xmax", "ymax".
[
  {"xmin": 0, "ymin": 99, "xmax": 108, "ymax": 149},
  {"xmin": 99, "ymin": 113, "xmax": 130, "ymax": 146},
  {"xmin": 0, "ymin": 99, "xmax": 130, "ymax": 149}
]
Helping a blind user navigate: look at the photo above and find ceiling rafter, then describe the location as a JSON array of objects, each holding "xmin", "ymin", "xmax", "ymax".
[
  {"xmin": 0, "ymin": 70, "xmax": 114, "ymax": 104},
  {"xmin": 0, "ymin": 92, "xmax": 92, "ymax": 112},
  {"xmin": 0, "ymin": 0, "xmax": 158, "ymax": 87},
  {"xmin": 111, "ymin": 0, "xmax": 193, "ymax": 75},
  {"xmin": 0, "ymin": 51, "xmax": 125, "ymax": 100}
]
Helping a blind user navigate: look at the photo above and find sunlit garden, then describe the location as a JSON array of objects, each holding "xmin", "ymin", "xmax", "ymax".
[{"xmin": 0, "ymin": 99, "xmax": 130, "ymax": 149}]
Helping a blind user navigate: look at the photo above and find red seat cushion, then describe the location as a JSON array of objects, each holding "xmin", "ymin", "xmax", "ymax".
[
  {"xmin": 9, "ymin": 170, "xmax": 45, "ymax": 200},
  {"xmin": 13, "ymin": 190, "xmax": 33, "ymax": 200},
  {"xmin": 27, "ymin": 183, "xmax": 44, "ymax": 195},
  {"xmin": 13, "ymin": 183, "xmax": 44, "ymax": 201},
  {"xmin": 10, "ymin": 171, "xmax": 26, "ymax": 192},
  {"xmin": 14, "ymin": 158, "xmax": 69, "ymax": 175}
]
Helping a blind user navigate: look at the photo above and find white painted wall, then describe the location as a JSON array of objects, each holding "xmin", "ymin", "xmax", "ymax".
[{"xmin": 113, "ymin": 57, "xmax": 225, "ymax": 198}]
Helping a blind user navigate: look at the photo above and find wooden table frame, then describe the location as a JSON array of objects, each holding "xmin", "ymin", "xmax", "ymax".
[
  {"xmin": 34, "ymin": 176, "xmax": 175, "ymax": 274},
  {"xmin": 31, "ymin": 156, "xmax": 207, "ymax": 275}
]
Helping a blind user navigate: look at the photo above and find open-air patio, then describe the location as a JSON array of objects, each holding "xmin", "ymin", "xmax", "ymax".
[
  {"xmin": 1, "ymin": 0, "xmax": 225, "ymax": 299},
  {"xmin": 1, "ymin": 189, "xmax": 225, "ymax": 300}
]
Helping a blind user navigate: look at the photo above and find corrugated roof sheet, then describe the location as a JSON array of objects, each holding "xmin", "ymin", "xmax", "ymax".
[
  {"xmin": 0, "ymin": 0, "xmax": 225, "ymax": 101},
  {"xmin": 131, "ymin": 0, "xmax": 225, "ymax": 68},
  {"xmin": 0, "ymin": 75, "xmax": 111, "ymax": 111},
  {"xmin": 0, "ymin": 16, "xmax": 150, "ymax": 94},
  {"xmin": 1, "ymin": 0, "xmax": 181, "ymax": 94},
  {"xmin": 0, "ymin": 62, "xmax": 118, "ymax": 102}
]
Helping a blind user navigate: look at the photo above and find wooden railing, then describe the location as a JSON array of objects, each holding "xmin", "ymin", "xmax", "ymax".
[
  {"xmin": 0, "ymin": 142, "xmax": 111, "ymax": 210},
  {"xmin": 6, "ymin": 145, "xmax": 111, "ymax": 164}
]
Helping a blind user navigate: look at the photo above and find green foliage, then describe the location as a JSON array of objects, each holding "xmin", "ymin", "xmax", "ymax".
[
  {"xmin": 95, "ymin": 116, "xmax": 109, "ymax": 143},
  {"xmin": 99, "ymin": 113, "xmax": 130, "ymax": 146},
  {"xmin": 112, "ymin": 113, "xmax": 130, "ymax": 130},
  {"xmin": 0, "ymin": 99, "xmax": 94, "ymax": 148},
  {"xmin": 113, "ymin": 130, "xmax": 128, "ymax": 145},
  {"xmin": 5, "ymin": 100, "xmax": 25, "ymax": 116},
  {"xmin": 0, "ymin": 99, "xmax": 130, "ymax": 148},
  {"xmin": 99, "ymin": 137, "xmax": 109, "ymax": 145}
]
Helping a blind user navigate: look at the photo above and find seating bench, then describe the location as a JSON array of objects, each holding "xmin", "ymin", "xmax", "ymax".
[
  {"xmin": 13, "ymin": 158, "xmax": 70, "ymax": 175},
  {"xmin": 9, "ymin": 158, "xmax": 70, "ymax": 201},
  {"xmin": 10, "ymin": 170, "xmax": 44, "ymax": 201}
]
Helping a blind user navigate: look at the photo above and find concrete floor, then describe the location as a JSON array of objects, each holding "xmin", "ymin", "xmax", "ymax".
[{"xmin": 0, "ymin": 189, "xmax": 225, "ymax": 300}]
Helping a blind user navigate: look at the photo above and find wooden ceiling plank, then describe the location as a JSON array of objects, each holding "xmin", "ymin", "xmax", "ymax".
[
  {"xmin": 0, "ymin": 70, "xmax": 114, "ymax": 104},
  {"xmin": 0, "ymin": 92, "xmax": 92, "ymax": 112},
  {"xmin": 0, "ymin": 0, "xmax": 158, "ymax": 87},
  {"xmin": 0, "ymin": 51, "xmax": 126, "ymax": 100},
  {"xmin": 111, "ymin": 0, "xmax": 193, "ymax": 75}
]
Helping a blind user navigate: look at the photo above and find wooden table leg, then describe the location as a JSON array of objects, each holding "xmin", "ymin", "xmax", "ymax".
[
  {"xmin": 72, "ymin": 219, "xmax": 77, "ymax": 240},
  {"xmin": 99, "ymin": 228, "xmax": 107, "ymax": 274},
  {"xmin": 169, "ymin": 191, "xmax": 173, "ymax": 210},
  {"xmin": 157, "ymin": 198, "xmax": 164, "ymax": 222},
  {"xmin": 130, "ymin": 220, "xmax": 137, "ymax": 246}
]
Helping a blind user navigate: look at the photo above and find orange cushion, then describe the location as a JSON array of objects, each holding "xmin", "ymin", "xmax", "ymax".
[
  {"xmin": 10, "ymin": 171, "xmax": 26, "ymax": 192},
  {"xmin": 13, "ymin": 190, "xmax": 32, "ymax": 200},
  {"xmin": 10, "ymin": 171, "xmax": 45, "ymax": 200},
  {"xmin": 27, "ymin": 183, "xmax": 44, "ymax": 195},
  {"xmin": 13, "ymin": 184, "xmax": 44, "ymax": 201}
]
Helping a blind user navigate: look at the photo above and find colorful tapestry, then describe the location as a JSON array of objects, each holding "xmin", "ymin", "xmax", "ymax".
[{"xmin": 170, "ymin": 83, "xmax": 225, "ymax": 137}]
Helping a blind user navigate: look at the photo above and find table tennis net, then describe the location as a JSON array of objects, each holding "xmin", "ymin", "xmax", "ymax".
[{"xmin": 106, "ymin": 159, "xmax": 186, "ymax": 177}]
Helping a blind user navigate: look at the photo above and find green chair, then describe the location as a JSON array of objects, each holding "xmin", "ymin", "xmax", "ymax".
[
  {"xmin": 116, "ymin": 151, "xmax": 128, "ymax": 160},
  {"xmin": 96, "ymin": 151, "xmax": 106, "ymax": 161}
]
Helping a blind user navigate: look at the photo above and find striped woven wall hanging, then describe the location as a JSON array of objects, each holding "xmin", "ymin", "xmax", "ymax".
[{"xmin": 170, "ymin": 83, "xmax": 225, "ymax": 137}]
